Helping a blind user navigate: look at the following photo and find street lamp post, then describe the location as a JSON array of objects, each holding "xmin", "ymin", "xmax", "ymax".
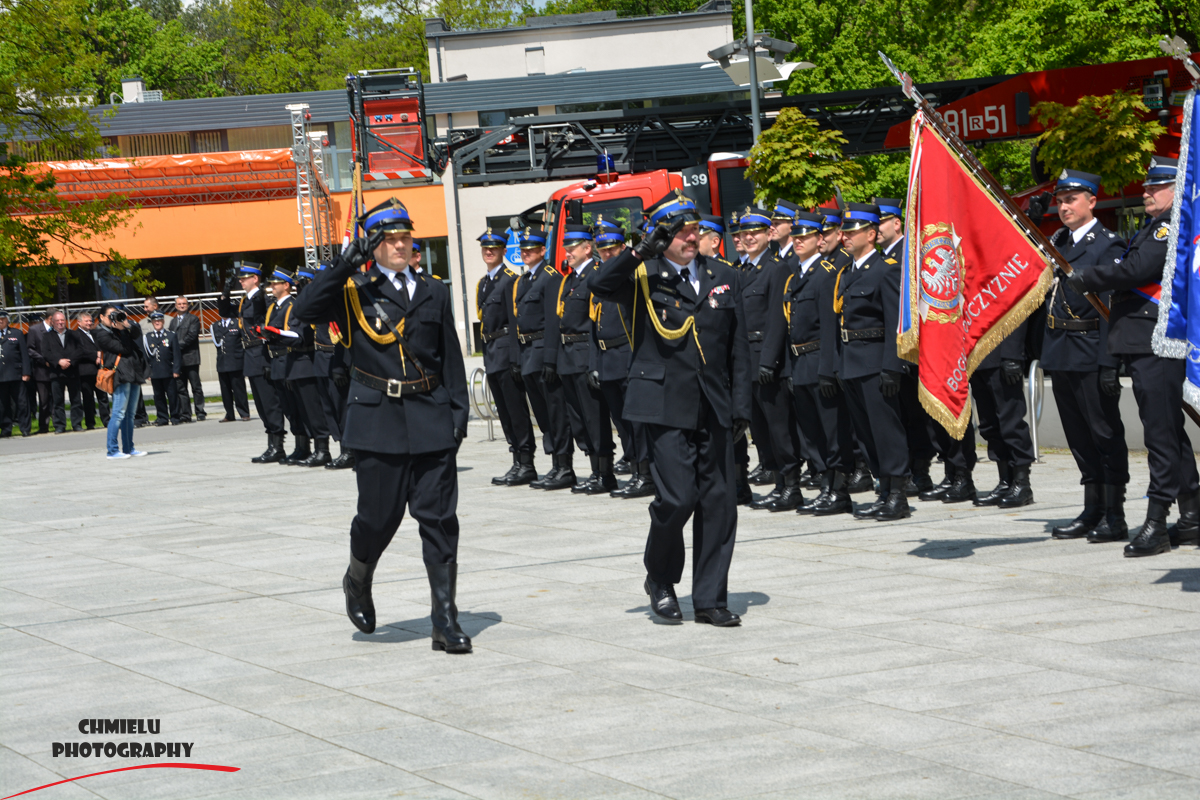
[{"xmin": 744, "ymin": 0, "xmax": 761, "ymax": 142}]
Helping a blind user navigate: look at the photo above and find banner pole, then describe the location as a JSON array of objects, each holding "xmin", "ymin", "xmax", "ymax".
[{"xmin": 878, "ymin": 52, "xmax": 1110, "ymax": 322}]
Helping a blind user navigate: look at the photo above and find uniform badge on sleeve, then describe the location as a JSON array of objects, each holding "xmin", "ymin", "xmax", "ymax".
[{"xmin": 1154, "ymin": 225, "xmax": 1169, "ymax": 241}]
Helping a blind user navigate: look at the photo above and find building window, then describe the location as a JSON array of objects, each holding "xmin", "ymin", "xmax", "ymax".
[
  {"xmin": 226, "ymin": 125, "xmax": 291, "ymax": 151},
  {"xmin": 555, "ymin": 101, "xmax": 623, "ymax": 115},
  {"xmin": 117, "ymin": 132, "xmax": 191, "ymax": 157},
  {"xmin": 194, "ymin": 130, "xmax": 224, "ymax": 153},
  {"xmin": 526, "ymin": 46, "xmax": 545, "ymax": 76},
  {"xmin": 479, "ymin": 108, "xmax": 539, "ymax": 130}
]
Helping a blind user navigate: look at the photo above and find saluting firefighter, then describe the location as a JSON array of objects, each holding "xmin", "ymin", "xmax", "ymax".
[
  {"xmin": 1067, "ymin": 157, "xmax": 1199, "ymax": 556},
  {"xmin": 263, "ymin": 269, "xmax": 312, "ymax": 465},
  {"xmin": 547, "ymin": 224, "xmax": 617, "ymax": 493},
  {"xmin": 1042, "ymin": 170, "xmax": 1129, "ymax": 542},
  {"xmin": 313, "ymin": 263, "xmax": 355, "ymax": 471},
  {"xmin": 219, "ymin": 262, "xmax": 287, "ymax": 462},
  {"xmin": 763, "ymin": 211, "xmax": 854, "ymax": 515},
  {"xmin": 591, "ymin": 218, "xmax": 655, "ymax": 498},
  {"xmin": 835, "ymin": 203, "xmax": 911, "ymax": 521},
  {"xmin": 589, "ymin": 191, "xmax": 752, "ymax": 627},
  {"xmin": 510, "ymin": 226, "xmax": 577, "ymax": 490},
  {"xmin": 294, "ymin": 198, "xmax": 472, "ymax": 652},
  {"xmin": 477, "ymin": 227, "xmax": 536, "ymax": 486}
]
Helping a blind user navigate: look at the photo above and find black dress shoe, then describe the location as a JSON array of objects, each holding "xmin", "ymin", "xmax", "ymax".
[
  {"xmin": 613, "ymin": 457, "xmax": 632, "ymax": 476},
  {"xmin": 853, "ymin": 482, "xmax": 888, "ymax": 519},
  {"xmin": 506, "ymin": 453, "xmax": 537, "ymax": 486},
  {"xmin": 974, "ymin": 462, "xmax": 1012, "ymax": 506},
  {"xmin": 427, "ymin": 563, "xmax": 472, "ymax": 653},
  {"xmin": 846, "ymin": 461, "xmax": 874, "ymax": 494},
  {"xmin": 749, "ymin": 486, "xmax": 781, "ymax": 510},
  {"xmin": 941, "ymin": 471, "xmax": 976, "ymax": 504},
  {"xmin": 874, "ymin": 487, "xmax": 912, "ymax": 521},
  {"xmin": 747, "ymin": 463, "xmax": 767, "ymax": 484},
  {"xmin": 695, "ymin": 607, "xmax": 741, "ymax": 627},
  {"xmin": 493, "ymin": 460, "xmax": 520, "ymax": 486},
  {"xmin": 219, "ymin": 417, "xmax": 235, "ymax": 423},
  {"xmin": 644, "ymin": 578, "xmax": 682, "ymax": 621},
  {"xmin": 343, "ymin": 555, "xmax": 378, "ymax": 634},
  {"xmin": 1124, "ymin": 500, "xmax": 1172, "ymax": 557},
  {"xmin": 1088, "ymin": 484, "xmax": 1128, "ymax": 542},
  {"xmin": 1052, "ymin": 484, "xmax": 1104, "ymax": 539},
  {"xmin": 998, "ymin": 465, "xmax": 1034, "ymax": 508}
]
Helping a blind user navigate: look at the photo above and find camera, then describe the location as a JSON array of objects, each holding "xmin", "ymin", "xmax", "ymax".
[{"xmin": 110, "ymin": 310, "xmax": 127, "ymax": 323}]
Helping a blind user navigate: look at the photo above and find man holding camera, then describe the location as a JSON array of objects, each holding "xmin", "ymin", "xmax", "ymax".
[{"xmin": 94, "ymin": 305, "xmax": 148, "ymax": 459}]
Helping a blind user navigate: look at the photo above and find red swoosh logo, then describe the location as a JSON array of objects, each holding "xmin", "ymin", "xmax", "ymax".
[{"xmin": 3, "ymin": 763, "xmax": 239, "ymax": 799}]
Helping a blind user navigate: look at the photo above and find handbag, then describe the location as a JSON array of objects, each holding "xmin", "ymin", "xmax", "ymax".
[{"xmin": 96, "ymin": 355, "xmax": 120, "ymax": 394}]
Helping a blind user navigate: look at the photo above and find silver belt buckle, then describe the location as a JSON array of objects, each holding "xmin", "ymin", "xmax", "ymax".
[
  {"xmin": 387, "ymin": 379, "xmax": 402, "ymax": 397},
  {"xmin": 840, "ymin": 329, "xmax": 849, "ymax": 343}
]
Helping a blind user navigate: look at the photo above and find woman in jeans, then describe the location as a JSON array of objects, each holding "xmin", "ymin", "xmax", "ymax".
[{"xmin": 93, "ymin": 304, "xmax": 149, "ymax": 460}]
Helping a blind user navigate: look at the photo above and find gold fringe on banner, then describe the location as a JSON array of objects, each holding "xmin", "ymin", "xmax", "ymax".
[{"xmin": 919, "ymin": 380, "xmax": 974, "ymax": 440}]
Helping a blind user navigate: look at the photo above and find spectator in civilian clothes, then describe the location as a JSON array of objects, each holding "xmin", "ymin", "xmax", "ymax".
[
  {"xmin": 169, "ymin": 295, "xmax": 205, "ymax": 422},
  {"xmin": 74, "ymin": 311, "xmax": 110, "ymax": 429},
  {"xmin": 94, "ymin": 304, "xmax": 148, "ymax": 459},
  {"xmin": 25, "ymin": 312, "xmax": 53, "ymax": 433},
  {"xmin": 39, "ymin": 310, "xmax": 86, "ymax": 433}
]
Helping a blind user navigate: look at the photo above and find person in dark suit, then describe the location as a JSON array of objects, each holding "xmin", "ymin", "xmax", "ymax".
[
  {"xmin": 511, "ymin": 226, "xmax": 576, "ymax": 490},
  {"xmin": 169, "ymin": 296, "xmax": 205, "ymax": 422},
  {"xmin": 589, "ymin": 191, "xmax": 752, "ymax": 627},
  {"xmin": 835, "ymin": 203, "xmax": 911, "ymax": 521},
  {"xmin": 0, "ymin": 310, "xmax": 32, "ymax": 437},
  {"xmin": 39, "ymin": 310, "xmax": 85, "ymax": 433},
  {"xmin": 1041, "ymin": 170, "xmax": 1129, "ymax": 541},
  {"xmin": 477, "ymin": 228, "xmax": 534, "ymax": 485},
  {"xmin": 547, "ymin": 223, "xmax": 616, "ymax": 494},
  {"xmin": 311, "ymin": 266, "xmax": 353, "ymax": 470},
  {"xmin": 219, "ymin": 262, "xmax": 285, "ymax": 462},
  {"xmin": 1071, "ymin": 156, "xmax": 1199, "ymax": 557},
  {"xmin": 266, "ymin": 267, "xmax": 331, "ymax": 467},
  {"xmin": 25, "ymin": 313, "xmax": 53, "ymax": 433},
  {"xmin": 294, "ymin": 198, "xmax": 471, "ymax": 653},
  {"xmin": 264, "ymin": 269, "xmax": 312, "ymax": 464},
  {"xmin": 212, "ymin": 313, "xmax": 250, "ymax": 422},
  {"xmin": 143, "ymin": 312, "xmax": 181, "ymax": 425},
  {"xmin": 74, "ymin": 312, "xmax": 110, "ymax": 429}
]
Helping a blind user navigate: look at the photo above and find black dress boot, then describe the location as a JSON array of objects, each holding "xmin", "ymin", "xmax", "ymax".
[
  {"xmin": 282, "ymin": 434, "xmax": 311, "ymax": 465},
  {"xmin": 252, "ymin": 432, "xmax": 286, "ymax": 464},
  {"xmin": 1124, "ymin": 499, "xmax": 1172, "ymax": 557},
  {"xmin": 942, "ymin": 468, "xmax": 977, "ymax": 503},
  {"xmin": 325, "ymin": 441, "xmax": 356, "ymax": 470},
  {"xmin": 583, "ymin": 456, "xmax": 618, "ymax": 494},
  {"xmin": 613, "ymin": 456, "xmax": 632, "ymax": 476},
  {"xmin": 799, "ymin": 463, "xmax": 821, "ymax": 489},
  {"xmin": 540, "ymin": 453, "xmax": 576, "ymax": 490},
  {"xmin": 812, "ymin": 471, "xmax": 853, "ymax": 516},
  {"xmin": 1088, "ymin": 484, "xmax": 1129, "ymax": 542},
  {"xmin": 301, "ymin": 437, "xmax": 332, "ymax": 467},
  {"xmin": 530, "ymin": 455, "xmax": 563, "ymax": 489},
  {"xmin": 736, "ymin": 464, "xmax": 753, "ymax": 506},
  {"xmin": 613, "ymin": 460, "xmax": 655, "ymax": 498},
  {"xmin": 747, "ymin": 463, "xmax": 768, "ymax": 485},
  {"xmin": 750, "ymin": 475, "xmax": 783, "ymax": 510},
  {"xmin": 799, "ymin": 471, "xmax": 832, "ymax": 514},
  {"xmin": 493, "ymin": 456, "xmax": 520, "ymax": 485},
  {"xmin": 919, "ymin": 463, "xmax": 953, "ymax": 501},
  {"xmin": 1052, "ymin": 484, "xmax": 1104, "ymax": 539},
  {"xmin": 427, "ymin": 563, "xmax": 472, "ymax": 653},
  {"xmin": 908, "ymin": 458, "xmax": 934, "ymax": 496},
  {"xmin": 506, "ymin": 452, "xmax": 537, "ymax": 486},
  {"xmin": 343, "ymin": 555, "xmax": 377, "ymax": 634},
  {"xmin": 1168, "ymin": 488, "xmax": 1200, "ymax": 546},
  {"xmin": 573, "ymin": 454, "xmax": 601, "ymax": 494},
  {"xmin": 853, "ymin": 477, "xmax": 889, "ymax": 519},
  {"xmin": 874, "ymin": 479, "xmax": 912, "ymax": 521},
  {"xmin": 974, "ymin": 461, "xmax": 1012, "ymax": 506},
  {"xmin": 998, "ymin": 464, "xmax": 1034, "ymax": 508},
  {"xmin": 765, "ymin": 470, "xmax": 803, "ymax": 512},
  {"xmin": 847, "ymin": 458, "xmax": 874, "ymax": 494}
]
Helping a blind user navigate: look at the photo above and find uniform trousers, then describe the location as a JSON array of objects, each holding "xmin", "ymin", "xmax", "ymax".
[
  {"xmin": 218, "ymin": 370, "xmax": 250, "ymax": 419},
  {"xmin": 174, "ymin": 363, "xmax": 206, "ymax": 421},
  {"xmin": 1048, "ymin": 370, "xmax": 1128, "ymax": 486},
  {"xmin": 50, "ymin": 373, "xmax": 85, "ymax": 431},
  {"xmin": 562, "ymin": 371, "xmax": 613, "ymax": 457},
  {"xmin": 319, "ymin": 375, "xmax": 347, "ymax": 441},
  {"xmin": 33, "ymin": 380, "xmax": 59, "ymax": 432},
  {"xmin": 0, "ymin": 380, "xmax": 31, "ymax": 436},
  {"xmin": 487, "ymin": 369, "xmax": 533, "ymax": 454},
  {"xmin": 290, "ymin": 377, "xmax": 329, "ymax": 438},
  {"xmin": 601, "ymin": 379, "xmax": 639, "ymax": 462},
  {"xmin": 899, "ymin": 371, "xmax": 937, "ymax": 463},
  {"xmin": 524, "ymin": 367, "xmax": 572, "ymax": 456},
  {"xmin": 276, "ymin": 378, "xmax": 307, "ymax": 437},
  {"xmin": 1124, "ymin": 354, "xmax": 1199, "ymax": 504},
  {"xmin": 350, "ymin": 448, "xmax": 460, "ymax": 566},
  {"xmin": 133, "ymin": 395, "xmax": 148, "ymax": 426},
  {"xmin": 78, "ymin": 380, "xmax": 110, "ymax": 428},
  {"xmin": 644, "ymin": 398, "xmax": 737, "ymax": 610},
  {"xmin": 970, "ymin": 367, "xmax": 1035, "ymax": 467},
  {"xmin": 792, "ymin": 381, "xmax": 854, "ymax": 474},
  {"xmin": 150, "ymin": 377, "xmax": 179, "ymax": 424},
  {"xmin": 751, "ymin": 380, "xmax": 801, "ymax": 476},
  {"xmin": 249, "ymin": 371, "xmax": 284, "ymax": 435},
  {"xmin": 844, "ymin": 373, "xmax": 910, "ymax": 480},
  {"xmin": 929, "ymin": 416, "xmax": 978, "ymax": 471}
]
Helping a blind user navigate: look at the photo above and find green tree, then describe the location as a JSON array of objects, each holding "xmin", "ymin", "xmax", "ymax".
[
  {"xmin": 1033, "ymin": 90, "xmax": 1167, "ymax": 195},
  {"xmin": 745, "ymin": 107, "xmax": 864, "ymax": 207}
]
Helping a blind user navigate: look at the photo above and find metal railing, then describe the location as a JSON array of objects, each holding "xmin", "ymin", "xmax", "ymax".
[
  {"xmin": 2, "ymin": 291, "xmax": 242, "ymax": 337},
  {"xmin": 1025, "ymin": 359, "xmax": 1045, "ymax": 463},
  {"xmin": 467, "ymin": 367, "xmax": 498, "ymax": 441}
]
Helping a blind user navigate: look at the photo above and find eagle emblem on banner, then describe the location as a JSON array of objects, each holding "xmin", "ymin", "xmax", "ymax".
[{"xmin": 919, "ymin": 222, "xmax": 965, "ymax": 324}]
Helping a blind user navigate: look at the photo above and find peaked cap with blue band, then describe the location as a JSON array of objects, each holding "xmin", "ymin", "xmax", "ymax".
[
  {"xmin": 562, "ymin": 224, "xmax": 594, "ymax": 243},
  {"xmin": 361, "ymin": 198, "xmax": 414, "ymax": 234},
  {"xmin": 841, "ymin": 202, "xmax": 881, "ymax": 231},
  {"xmin": 699, "ymin": 214, "xmax": 725, "ymax": 235},
  {"xmin": 270, "ymin": 268, "xmax": 296, "ymax": 285},
  {"xmin": 517, "ymin": 226, "xmax": 548, "ymax": 248},
  {"xmin": 738, "ymin": 206, "xmax": 773, "ymax": 231},
  {"xmin": 477, "ymin": 227, "xmax": 506, "ymax": 246},
  {"xmin": 792, "ymin": 210, "xmax": 824, "ymax": 234},
  {"xmin": 594, "ymin": 216, "xmax": 626, "ymax": 246},
  {"xmin": 817, "ymin": 207, "xmax": 842, "ymax": 232},
  {"xmin": 1054, "ymin": 170, "xmax": 1101, "ymax": 195},
  {"xmin": 772, "ymin": 200, "xmax": 800, "ymax": 221},
  {"xmin": 411, "ymin": 240, "xmax": 421, "ymax": 254},
  {"xmin": 727, "ymin": 211, "xmax": 741, "ymax": 234},
  {"xmin": 646, "ymin": 190, "xmax": 700, "ymax": 228},
  {"xmin": 297, "ymin": 267, "xmax": 315, "ymax": 280},
  {"xmin": 1144, "ymin": 156, "xmax": 1177, "ymax": 187},
  {"xmin": 238, "ymin": 261, "xmax": 263, "ymax": 277},
  {"xmin": 873, "ymin": 197, "xmax": 903, "ymax": 220}
]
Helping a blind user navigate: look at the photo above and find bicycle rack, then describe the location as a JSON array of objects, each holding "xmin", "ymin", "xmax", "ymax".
[
  {"xmin": 468, "ymin": 367, "xmax": 498, "ymax": 441},
  {"xmin": 1025, "ymin": 359, "xmax": 1045, "ymax": 463}
]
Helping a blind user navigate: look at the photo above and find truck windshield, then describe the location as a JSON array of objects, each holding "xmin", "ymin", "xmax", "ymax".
[{"xmin": 582, "ymin": 197, "xmax": 645, "ymax": 246}]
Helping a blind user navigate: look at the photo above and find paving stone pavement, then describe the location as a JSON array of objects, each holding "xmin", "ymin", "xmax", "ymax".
[{"xmin": 2, "ymin": 420, "xmax": 1199, "ymax": 800}]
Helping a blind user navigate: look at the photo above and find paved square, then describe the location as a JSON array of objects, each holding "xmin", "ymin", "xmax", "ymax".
[{"xmin": 2, "ymin": 419, "xmax": 1198, "ymax": 799}]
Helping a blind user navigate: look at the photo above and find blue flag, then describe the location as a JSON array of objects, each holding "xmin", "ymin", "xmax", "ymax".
[
  {"xmin": 504, "ymin": 227, "xmax": 523, "ymax": 272},
  {"xmin": 1154, "ymin": 89, "xmax": 1200, "ymax": 410}
]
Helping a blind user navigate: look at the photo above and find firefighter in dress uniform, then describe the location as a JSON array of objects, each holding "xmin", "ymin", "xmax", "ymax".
[
  {"xmin": 263, "ymin": 269, "xmax": 311, "ymax": 465},
  {"xmin": 313, "ymin": 263, "xmax": 355, "ymax": 470}
]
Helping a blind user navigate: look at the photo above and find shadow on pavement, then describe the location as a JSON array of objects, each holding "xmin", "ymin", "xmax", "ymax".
[
  {"xmin": 908, "ymin": 537, "xmax": 1046, "ymax": 559},
  {"xmin": 1152, "ymin": 569, "xmax": 1200, "ymax": 592},
  {"xmin": 354, "ymin": 612, "xmax": 502, "ymax": 643}
]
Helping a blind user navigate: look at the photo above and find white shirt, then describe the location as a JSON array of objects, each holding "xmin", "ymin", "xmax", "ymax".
[
  {"xmin": 245, "ymin": 287, "xmax": 259, "ymax": 300},
  {"xmin": 377, "ymin": 263, "xmax": 416, "ymax": 299},
  {"xmin": 1071, "ymin": 218, "xmax": 1099, "ymax": 244},
  {"xmin": 486, "ymin": 264, "xmax": 505, "ymax": 280},
  {"xmin": 853, "ymin": 251, "xmax": 873, "ymax": 270},
  {"xmin": 274, "ymin": 296, "xmax": 288, "ymax": 307},
  {"xmin": 573, "ymin": 257, "xmax": 594, "ymax": 275},
  {"xmin": 883, "ymin": 237, "xmax": 904, "ymax": 258},
  {"xmin": 747, "ymin": 250, "xmax": 768, "ymax": 268},
  {"xmin": 667, "ymin": 258, "xmax": 700, "ymax": 294},
  {"xmin": 777, "ymin": 241, "xmax": 793, "ymax": 259},
  {"xmin": 799, "ymin": 252, "xmax": 821, "ymax": 277}
]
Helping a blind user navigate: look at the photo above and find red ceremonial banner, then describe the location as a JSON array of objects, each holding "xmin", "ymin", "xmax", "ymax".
[{"xmin": 897, "ymin": 112, "xmax": 1052, "ymax": 438}]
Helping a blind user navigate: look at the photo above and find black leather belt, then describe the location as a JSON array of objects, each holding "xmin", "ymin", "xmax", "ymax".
[
  {"xmin": 841, "ymin": 327, "xmax": 884, "ymax": 342},
  {"xmin": 598, "ymin": 334, "xmax": 628, "ymax": 351},
  {"xmin": 517, "ymin": 331, "xmax": 544, "ymax": 344},
  {"xmin": 481, "ymin": 326, "xmax": 508, "ymax": 343},
  {"xmin": 747, "ymin": 331, "xmax": 764, "ymax": 342},
  {"xmin": 1047, "ymin": 316, "xmax": 1098, "ymax": 331},
  {"xmin": 561, "ymin": 333, "xmax": 589, "ymax": 344},
  {"xmin": 790, "ymin": 340, "xmax": 820, "ymax": 356},
  {"xmin": 352, "ymin": 366, "xmax": 441, "ymax": 397},
  {"xmin": 315, "ymin": 342, "xmax": 337, "ymax": 352}
]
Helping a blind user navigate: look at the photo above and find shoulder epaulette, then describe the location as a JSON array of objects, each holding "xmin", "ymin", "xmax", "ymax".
[
  {"xmin": 504, "ymin": 267, "xmax": 517, "ymax": 277},
  {"xmin": 820, "ymin": 259, "xmax": 835, "ymax": 272},
  {"xmin": 884, "ymin": 257, "xmax": 898, "ymax": 265},
  {"xmin": 542, "ymin": 265, "xmax": 558, "ymax": 277}
]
